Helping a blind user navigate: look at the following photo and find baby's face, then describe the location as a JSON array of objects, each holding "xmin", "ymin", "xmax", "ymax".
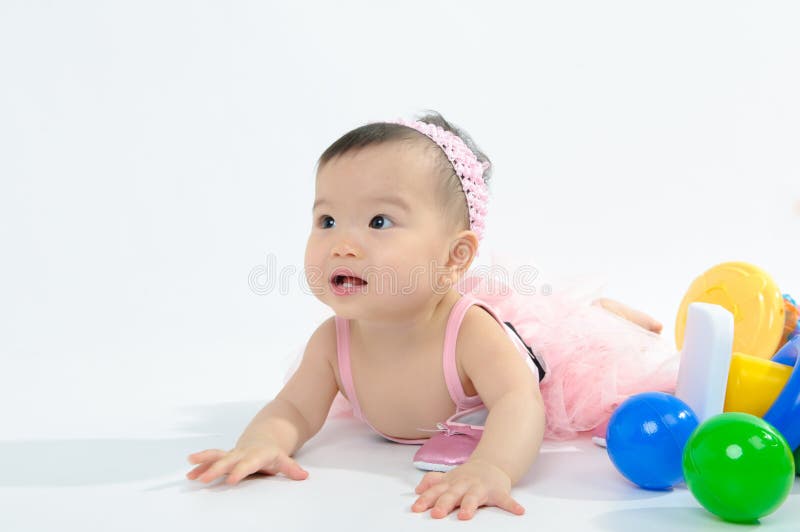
[{"xmin": 305, "ymin": 141, "xmax": 456, "ymax": 320}]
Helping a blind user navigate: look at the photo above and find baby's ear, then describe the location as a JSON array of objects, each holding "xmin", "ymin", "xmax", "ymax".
[{"xmin": 446, "ymin": 230, "xmax": 479, "ymax": 277}]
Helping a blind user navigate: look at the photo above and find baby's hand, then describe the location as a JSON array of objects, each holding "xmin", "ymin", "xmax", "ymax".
[
  {"xmin": 412, "ymin": 459, "xmax": 525, "ymax": 520},
  {"xmin": 186, "ymin": 444, "xmax": 309, "ymax": 485},
  {"xmin": 592, "ymin": 297, "xmax": 663, "ymax": 334}
]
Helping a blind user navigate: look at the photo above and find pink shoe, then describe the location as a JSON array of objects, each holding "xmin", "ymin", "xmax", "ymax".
[{"xmin": 413, "ymin": 406, "xmax": 488, "ymax": 472}]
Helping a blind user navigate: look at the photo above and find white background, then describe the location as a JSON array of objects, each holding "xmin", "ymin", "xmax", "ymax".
[{"xmin": 2, "ymin": 1, "xmax": 800, "ymax": 530}]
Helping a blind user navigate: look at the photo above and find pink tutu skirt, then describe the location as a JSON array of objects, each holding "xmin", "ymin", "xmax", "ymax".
[
  {"xmin": 285, "ymin": 264, "xmax": 679, "ymax": 441},
  {"xmin": 456, "ymin": 270, "xmax": 679, "ymax": 440}
]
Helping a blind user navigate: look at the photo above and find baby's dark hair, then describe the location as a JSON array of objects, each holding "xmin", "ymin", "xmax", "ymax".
[{"xmin": 317, "ymin": 110, "xmax": 492, "ymax": 233}]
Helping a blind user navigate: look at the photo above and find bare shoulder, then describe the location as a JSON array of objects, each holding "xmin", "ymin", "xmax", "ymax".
[
  {"xmin": 276, "ymin": 316, "xmax": 340, "ymax": 436},
  {"xmin": 281, "ymin": 316, "xmax": 338, "ymax": 385},
  {"xmin": 456, "ymin": 304, "xmax": 515, "ymax": 359},
  {"xmin": 456, "ymin": 304, "xmax": 539, "ymax": 406},
  {"xmin": 305, "ymin": 315, "xmax": 338, "ymax": 366}
]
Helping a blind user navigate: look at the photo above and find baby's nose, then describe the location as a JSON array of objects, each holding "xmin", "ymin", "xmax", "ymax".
[{"xmin": 331, "ymin": 239, "xmax": 360, "ymax": 258}]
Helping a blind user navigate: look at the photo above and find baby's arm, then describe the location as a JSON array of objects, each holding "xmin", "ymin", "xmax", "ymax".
[
  {"xmin": 187, "ymin": 317, "xmax": 339, "ymax": 484},
  {"xmin": 412, "ymin": 308, "xmax": 545, "ymax": 520}
]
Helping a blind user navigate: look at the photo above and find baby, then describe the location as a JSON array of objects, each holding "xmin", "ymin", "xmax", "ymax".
[{"xmin": 186, "ymin": 112, "xmax": 668, "ymax": 520}]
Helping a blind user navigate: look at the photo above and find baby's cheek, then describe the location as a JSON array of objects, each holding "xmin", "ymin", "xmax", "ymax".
[
  {"xmin": 396, "ymin": 264, "xmax": 420, "ymax": 293},
  {"xmin": 400, "ymin": 265, "xmax": 441, "ymax": 296},
  {"xmin": 303, "ymin": 238, "xmax": 322, "ymax": 266},
  {"xmin": 302, "ymin": 251, "xmax": 325, "ymax": 290},
  {"xmin": 304, "ymin": 257, "xmax": 323, "ymax": 281}
]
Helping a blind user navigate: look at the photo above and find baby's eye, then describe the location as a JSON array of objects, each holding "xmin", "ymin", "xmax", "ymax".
[
  {"xmin": 318, "ymin": 215, "xmax": 335, "ymax": 229},
  {"xmin": 369, "ymin": 215, "xmax": 393, "ymax": 230}
]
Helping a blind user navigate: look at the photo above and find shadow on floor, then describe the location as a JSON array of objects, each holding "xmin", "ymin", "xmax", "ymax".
[
  {"xmin": 0, "ymin": 401, "xmax": 260, "ymax": 487},
  {"xmin": 591, "ymin": 506, "xmax": 760, "ymax": 531},
  {"xmin": 0, "ymin": 401, "xmax": 414, "ymax": 488},
  {"xmin": 8, "ymin": 401, "xmax": 791, "ymax": 506}
]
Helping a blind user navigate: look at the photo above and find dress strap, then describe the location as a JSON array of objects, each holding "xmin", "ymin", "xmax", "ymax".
[
  {"xmin": 503, "ymin": 320, "xmax": 548, "ymax": 382},
  {"xmin": 442, "ymin": 295, "xmax": 548, "ymax": 411},
  {"xmin": 442, "ymin": 295, "xmax": 485, "ymax": 411},
  {"xmin": 334, "ymin": 316, "xmax": 363, "ymax": 421}
]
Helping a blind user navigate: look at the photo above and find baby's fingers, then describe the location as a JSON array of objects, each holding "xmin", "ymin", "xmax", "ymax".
[
  {"xmin": 226, "ymin": 457, "xmax": 265, "ymax": 485},
  {"xmin": 186, "ymin": 462, "xmax": 213, "ymax": 480},
  {"xmin": 188, "ymin": 449, "xmax": 226, "ymax": 465},
  {"xmin": 411, "ymin": 482, "xmax": 450, "ymax": 513},
  {"xmin": 415, "ymin": 472, "xmax": 445, "ymax": 494},
  {"xmin": 488, "ymin": 491, "xmax": 525, "ymax": 516},
  {"xmin": 431, "ymin": 483, "xmax": 471, "ymax": 519},
  {"xmin": 225, "ymin": 452, "xmax": 307, "ymax": 485},
  {"xmin": 268, "ymin": 454, "xmax": 309, "ymax": 481},
  {"xmin": 197, "ymin": 453, "xmax": 241, "ymax": 483},
  {"xmin": 457, "ymin": 487, "xmax": 487, "ymax": 520}
]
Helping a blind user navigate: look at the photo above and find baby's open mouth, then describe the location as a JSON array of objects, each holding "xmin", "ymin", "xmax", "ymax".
[
  {"xmin": 329, "ymin": 268, "xmax": 368, "ymax": 292},
  {"xmin": 332, "ymin": 275, "xmax": 367, "ymax": 287}
]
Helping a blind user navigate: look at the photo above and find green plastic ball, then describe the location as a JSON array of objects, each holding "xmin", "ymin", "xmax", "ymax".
[
  {"xmin": 682, "ymin": 413, "xmax": 794, "ymax": 523},
  {"xmin": 794, "ymin": 446, "xmax": 800, "ymax": 476}
]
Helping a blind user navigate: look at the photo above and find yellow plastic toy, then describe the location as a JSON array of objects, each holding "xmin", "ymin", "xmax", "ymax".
[
  {"xmin": 676, "ymin": 262, "xmax": 785, "ymax": 360},
  {"xmin": 724, "ymin": 352, "xmax": 793, "ymax": 417},
  {"xmin": 782, "ymin": 298, "xmax": 799, "ymax": 346}
]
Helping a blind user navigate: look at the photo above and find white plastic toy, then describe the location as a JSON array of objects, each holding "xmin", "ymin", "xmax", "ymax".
[{"xmin": 674, "ymin": 303, "xmax": 734, "ymax": 422}]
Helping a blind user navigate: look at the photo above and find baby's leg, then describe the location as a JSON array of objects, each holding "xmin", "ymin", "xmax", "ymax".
[{"xmin": 592, "ymin": 298, "xmax": 663, "ymax": 334}]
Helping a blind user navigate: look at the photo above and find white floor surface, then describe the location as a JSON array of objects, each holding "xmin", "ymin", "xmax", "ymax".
[{"xmin": 4, "ymin": 242, "xmax": 800, "ymax": 532}]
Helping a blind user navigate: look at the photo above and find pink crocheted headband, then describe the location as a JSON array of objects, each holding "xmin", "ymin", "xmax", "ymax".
[{"xmin": 389, "ymin": 118, "xmax": 490, "ymax": 241}]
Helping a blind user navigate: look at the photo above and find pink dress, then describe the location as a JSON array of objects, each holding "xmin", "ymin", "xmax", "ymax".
[
  {"xmin": 455, "ymin": 273, "xmax": 679, "ymax": 440},
  {"xmin": 334, "ymin": 293, "xmax": 546, "ymax": 444},
  {"xmin": 288, "ymin": 273, "xmax": 679, "ymax": 441}
]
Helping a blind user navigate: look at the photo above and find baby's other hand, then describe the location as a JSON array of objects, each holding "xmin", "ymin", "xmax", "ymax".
[
  {"xmin": 412, "ymin": 460, "xmax": 525, "ymax": 520},
  {"xmin": 186, "ymin": 444, "xmax": 308, "ymax": 485},
  {"xmin": 592, "ymin": 297, "xmax": 663, "ymax": 334}
]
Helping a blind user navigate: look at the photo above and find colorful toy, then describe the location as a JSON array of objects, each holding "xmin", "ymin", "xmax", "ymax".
[
  {"xmin": 674, "ymin": 303, "xmax": 733, "ymax": 422},
  {"xmin": 781, "ymin": 294, "xmax": 800, "ymax": 346},
  {"xmin": 606, "ymin": 392, "xmax": 699, "ymax": 490},
  {"xmin": 605, "ymin": 262, "xmax": 799, "ymax": 524},
  {"xmin": 763, "ymin": 337, "xmax": 800, "ymax": 450},
  {"xmin": 724, "ymin": 352, "xmax": 792, "ymax": 417},
  {"xmin": 682, "ymin": 413, "xmax": 794, "ymax": 523},
  {"xmin": 675, "ymin": 262, "xmax": 785, "ymax": 360},
  {"xmin": 795, "ymin": 446, "xmax": 800, "ymax": 476},
  {"xmin": 772, "ymin": 334, "xmax": 800, "ymax": 367}
]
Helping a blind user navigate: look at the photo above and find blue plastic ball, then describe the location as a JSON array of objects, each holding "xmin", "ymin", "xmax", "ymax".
[{"xmin": 606, "ymin": 392, "xmax": 699, "ymax": 490}]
